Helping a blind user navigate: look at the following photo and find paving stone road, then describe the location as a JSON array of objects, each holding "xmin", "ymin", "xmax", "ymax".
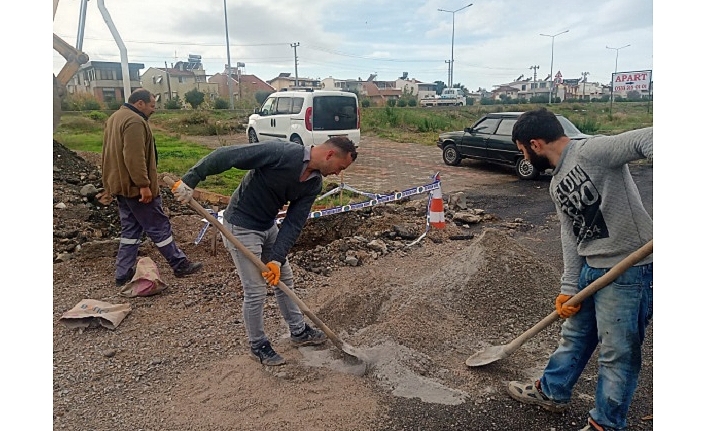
[{"xmin": 340, "ymin": 135, "xmax": 518, "ymax": 195}]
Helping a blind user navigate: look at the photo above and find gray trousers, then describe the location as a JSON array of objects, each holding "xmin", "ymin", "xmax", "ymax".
[
  {"xmin": 221, "ymin": 219, "xmax": 306, "ymax": 349},
  {"xmin": 115, "ymin": 195, "xmax": 187, "ymax": 279}
]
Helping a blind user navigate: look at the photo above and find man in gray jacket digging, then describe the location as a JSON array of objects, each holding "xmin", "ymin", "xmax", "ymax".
[
  {"xmin": 171, "ymin": 137, "xmax": 358, "ymax": 366},
  {"xmin": 506, "ymin": 108, "xmax": 653, "ymax": 431}
]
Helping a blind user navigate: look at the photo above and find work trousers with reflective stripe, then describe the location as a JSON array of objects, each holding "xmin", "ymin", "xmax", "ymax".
[{"xmin": 115, "ymin": 195, "xmax": 187, "ymax": 279}]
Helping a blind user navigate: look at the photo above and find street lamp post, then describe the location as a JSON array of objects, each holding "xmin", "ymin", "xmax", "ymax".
[
  {"xmin": 223, "ymin": 0, "xmax": 234, "ymax": 109},
  {"xmin": 438, "ymin": 3, "xmax": 472, "ymax": 89},
  {"xmin": 540, "ymin": 29, "xmax": 569, "ymax": 105},
  {"xmin": 606, "ymin": 44, "xmax": 630, "ymax": 104}
]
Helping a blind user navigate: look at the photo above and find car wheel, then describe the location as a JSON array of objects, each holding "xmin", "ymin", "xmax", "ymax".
[
  {"xmin": 248, "ymin": 128, "xmax": 258, "ymax": 143},
  {"xmin": 515, "ymin": 158, "xmax": 540, "ymax": 180},
  {"xmin": 290, "ymin": 135, "xmax": 304, "ymax": 145},
  {"xmin": 442, "ymin": 144, "xmax": 461, "ymax": 166}
]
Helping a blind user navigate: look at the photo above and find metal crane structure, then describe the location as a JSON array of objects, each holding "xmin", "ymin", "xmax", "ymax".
[{"xmin": 53, "ymin": 0, "xmax": 132, "ymax": 132}]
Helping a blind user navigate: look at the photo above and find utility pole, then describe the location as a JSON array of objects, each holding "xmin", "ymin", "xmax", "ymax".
[
  {"xmin": 581, "ymin": 71, "xmax": 590, "ymax": 101},
  {"xmin": 164, "ymin": 61, "xmax": 172, "ymax": 101},
  {"xmin": 529, "ymin": 65, "xmax": 540, "ymax": 81},
  {"xmin": 444, "ymin": 60, "xmax": 453, "ymax": 88},
  {"xmin": 290, "ymin": 42, "xmax": 300, "ymax": 88},
  {"xmin": 223, "ymin": 0, "xmax": 234, "ymax": 108}
]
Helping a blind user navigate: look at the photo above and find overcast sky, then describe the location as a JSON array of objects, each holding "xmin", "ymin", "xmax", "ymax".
[{"xmin": 53, "ymin": 0, "xmax": 654, "ymax": 90}]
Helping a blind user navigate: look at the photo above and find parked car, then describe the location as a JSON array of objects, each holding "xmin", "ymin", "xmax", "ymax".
[
  {"xmin": 247, "ymin": 89, "xmax": 360, "ymax": 147},
  {"xmin": 436, "ymin": 111, "xmax": 591, "ymax": 180}
]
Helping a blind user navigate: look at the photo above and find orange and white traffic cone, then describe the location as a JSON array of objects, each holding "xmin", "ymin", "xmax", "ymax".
[{"xmin": 429, "ymin": 184, "xmax": 445, "ymax": 229}]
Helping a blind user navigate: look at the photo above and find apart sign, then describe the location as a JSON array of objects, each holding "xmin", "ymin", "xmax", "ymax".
[{"xmin": 611, "ymin": 70, "xmax": 652, "ymax": 93}]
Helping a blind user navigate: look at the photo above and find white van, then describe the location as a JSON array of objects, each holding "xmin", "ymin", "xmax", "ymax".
[{"xmin": 246, "ymin": 89, "xmax": 360, "ymax": 147}]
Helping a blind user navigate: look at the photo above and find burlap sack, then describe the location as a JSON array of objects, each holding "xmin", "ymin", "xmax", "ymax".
[
  {"xmin": 119, "ymin": 256, "xmax": 167, "ymax": 298},
  {"xmin": 59, "ymin": 299, "xmax": 131, "ymax": 330}
]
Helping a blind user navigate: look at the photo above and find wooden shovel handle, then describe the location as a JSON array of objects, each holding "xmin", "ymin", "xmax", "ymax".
[{"xmin": 505, "ymin": 239, "xmax": 653, "ymax": 353}]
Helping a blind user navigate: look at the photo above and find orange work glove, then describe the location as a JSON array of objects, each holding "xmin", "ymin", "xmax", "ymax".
[
  {"xmin": 261, "ymin": 261, "xmax": 282, "ymax": 286},
  {"xmin": 555, "ymin": 294, "xmax": 581, "ymax": 319}
]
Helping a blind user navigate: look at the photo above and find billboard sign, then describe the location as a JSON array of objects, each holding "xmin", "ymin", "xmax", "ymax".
[{"xmin": 611, "ymin": 70, "xmax": 652, "ymax": 93}]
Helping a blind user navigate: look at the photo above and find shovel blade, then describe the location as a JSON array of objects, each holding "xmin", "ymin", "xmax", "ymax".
[{"xmin": 465, "ymin": 345, "xmax": 509, "ymax": 367}]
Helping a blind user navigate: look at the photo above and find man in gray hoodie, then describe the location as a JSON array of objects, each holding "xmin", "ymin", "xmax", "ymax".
[
  {"xmin": 172, "ymin": 137, "xmax": 357, "ymax": 366},
  {"xmin": 506, "ymin": 108, "xmax": 653, "ymax": 431}
]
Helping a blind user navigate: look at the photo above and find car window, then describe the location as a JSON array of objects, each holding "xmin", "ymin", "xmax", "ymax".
[
  {"xmin": 260, "ymin": 97, "xmax": 275, "ymax": 116},
  {"xmin": 557, "ymin": 116, "xmax": 582, "ymax": 137},
  {"xmin": 275, "ymin": 97, "xmax": 292, "ymax": 115},
  {"xmin": 291, "ymin": 97, "xmax": 304, "ymax": 114},
  {"xmin": 474, "ymin": 118, "xmax": 501, "ymax": 134},
  {"xmin": 495, "ymin": 119, "xmax": 516, "ymax": 136},
  {"xmin": 312, "ymin": 96, "xmax": 358, "ymax": 131}
]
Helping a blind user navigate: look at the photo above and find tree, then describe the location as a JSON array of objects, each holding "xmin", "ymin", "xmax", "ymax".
[
  {"xmin": 452, "ymin": 83, "xmax": 468, "ymax": 94},
  {"xmin": 434, "ymin": 81, "xmax": 446, "ymax": 95},
  {"xmin": 626, "ymin": 90, "xmax": 642, "ymax": 101},
  {"xmin": 184, "ymin": 88, "xmax": 206, "ymax": 109},
  {"xmin": 255, "ymin": 90, "xmax": 274, "ymax": 104}
]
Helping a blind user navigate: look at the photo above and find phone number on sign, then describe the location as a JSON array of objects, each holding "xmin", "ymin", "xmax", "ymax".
[{"xmin": 614, "ymin": 83, "xmax": 649, "ymax": 91}]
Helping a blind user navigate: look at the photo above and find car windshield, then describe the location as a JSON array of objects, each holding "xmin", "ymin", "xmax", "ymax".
[{"xmin": 557, "ymin": 116, "xmax": 583, "ymax": 137}]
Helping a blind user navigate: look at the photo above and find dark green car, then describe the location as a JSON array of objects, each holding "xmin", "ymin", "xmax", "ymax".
[{"xmin": 436, "ymin": 111, "xmax": 591, "ymax": 180}]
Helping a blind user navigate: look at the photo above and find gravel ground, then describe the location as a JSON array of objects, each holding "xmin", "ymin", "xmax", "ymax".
[{"xmin": 44, "ymin": 139, "xmax": 654, "ymax": 430}]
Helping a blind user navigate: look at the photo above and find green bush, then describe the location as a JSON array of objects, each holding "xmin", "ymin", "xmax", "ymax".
[
  {"xmin": 85, "ymin": 111, "xmax": 108, "ymax": 122},
  {"xmin": 182, "ymin": 111, "xmax": 211, "ymax": 125},
  {"xmin": 63, "ymin": 92, "xmax": 104, "ymax": 111},
  {"xmin": 361, "ymin": 99, "xmax": 371, "ymax": 108},
  {"xmin": 397, "ymin": 99, "xmax": 407, "ymax": 108},
  {"xmin": 106, "ymin": 99, "xmax": 123, "ymax": 110},
  {"xmin": 386, "ymin": 99, "xmax": 397, "ymax": 107},
  {"xmin": 164, "ymin": 97, "xmax": 182, "ymax": 110},
  {"xmin": 575, "ymin": 117, "xmax": 600, "ymax": 134},
  {"xmin": 214, "ymin": 98, "xmax": 230, "ymax": 109},
  {"xmin": 407, "ymin": 99, "xmax": 417, "ymax": 107}
]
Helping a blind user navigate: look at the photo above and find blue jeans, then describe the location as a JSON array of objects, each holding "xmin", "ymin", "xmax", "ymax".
[
  {"xmin": 221, "ymin": 220, "xmax": 306, "ymax": 349},
  {"xmin": 539, "ymin": 262, "xmax": 653, "ymax": 430}
]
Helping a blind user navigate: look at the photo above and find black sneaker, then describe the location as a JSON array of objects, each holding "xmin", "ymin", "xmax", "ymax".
[
  {"xmin": 290, "ymin": 324, "xmax": 327, "ymax": 347},
  {"xmin": 115, "ymin": 267, "xmax": 136, "ymax": 287},
  {"xmin": 250, "ymin": 341, "xmax": 286, "ymax": 366},
  {"xmin": 174, "ymin": 260, "xmax": 203, "ymax": 278}
]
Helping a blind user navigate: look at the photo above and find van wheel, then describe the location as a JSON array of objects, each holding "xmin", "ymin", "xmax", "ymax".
[
  {"xmin": 290, "ymin": 135, "xmax": 304, "ymax": 145},
  {"xmin": 515, "ymin": 158, "xmax": 539, "ymax": 180},
  {"xmin": 442, "ymin": 144, "xmax": 461, "ymax": 166},
  {"xmin": 248, "ymin": 129, "xmax": 258, "ymax": 143}
]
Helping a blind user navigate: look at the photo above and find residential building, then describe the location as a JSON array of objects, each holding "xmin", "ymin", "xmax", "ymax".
[
  {"xmin": 208, "ymin": 72, "xmax": 274, "ymax": 102},
  {"xmin": 321, "ymin": 77, "xmax": 367, "ymax": 93},
  {"xmin": 268, "ymin": 73, "xmax": 321, "ymax": 91},
  {"xmin": 491, "ymin": 85, "xmax": 521, "ymax": 101},
  {"xmin": 360, "ymin": 81, "xmax": 402, "ymax": 106},
  {"xmin": 66, "ymin": 61, "xmax": 144, "ymax": 103},
  {"xmin": 140, "ymin": 55, "xmax": 219, "ymax": 108}
]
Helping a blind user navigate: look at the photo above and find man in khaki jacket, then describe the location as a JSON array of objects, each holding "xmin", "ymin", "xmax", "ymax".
[{"xmin": 102, "ymin": 88, "xmax": 201, "ymax": 286}]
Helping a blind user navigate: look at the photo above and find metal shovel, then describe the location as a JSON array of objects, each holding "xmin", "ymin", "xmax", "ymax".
[
  {"xmin": 163, "ymin": 176, "xmax": 370, "ymax": 370},
  {"xmin": 465, "ymin": 239, "xmax": 653, "ymax": 367}
]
